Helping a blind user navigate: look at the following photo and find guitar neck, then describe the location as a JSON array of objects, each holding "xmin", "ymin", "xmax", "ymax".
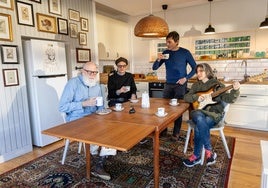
[
  {"xmin": 211, "ymin": 85, "xmax": 233, "ymax": 98},
  {"xmin": 211, "ymin": 80, "xmax": 246, "ymax": 98}
]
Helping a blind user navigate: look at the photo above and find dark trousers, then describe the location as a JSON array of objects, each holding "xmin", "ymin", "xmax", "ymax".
[{"xmin": 163, "ymin": 83, "xmax": 187, "ymax": 136}]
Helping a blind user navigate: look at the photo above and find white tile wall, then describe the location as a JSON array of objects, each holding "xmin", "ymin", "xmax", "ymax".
[{"xmin": 134, "ymin": 59, "xmax": 268, "ymax": 81}]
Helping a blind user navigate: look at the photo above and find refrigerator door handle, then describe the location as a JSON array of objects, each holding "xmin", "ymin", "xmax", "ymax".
[{"xmin": 36, "ymin": 74, "xmax": 66, "ymax": 78}]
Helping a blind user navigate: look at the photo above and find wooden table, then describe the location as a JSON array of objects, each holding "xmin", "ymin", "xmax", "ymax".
[{"xmin": 42, "ymin": 98, "xmax": 189, "ymax": 188}]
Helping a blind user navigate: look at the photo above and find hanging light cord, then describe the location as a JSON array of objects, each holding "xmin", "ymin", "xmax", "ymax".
[
  {"xmin": 266, "ymin": 0, "xmax": 268, "ymax": 18},
  {"xmin": 209, "ymin": 0, "xmax": 212, "ymax": 24},
  {"xmin": 150, "ymin": 0, "xmax": 153, "ymax": 15}
]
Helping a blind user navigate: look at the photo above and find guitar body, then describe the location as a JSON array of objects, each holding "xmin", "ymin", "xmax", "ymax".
[{"xmin": 192, "ymin": 88, "xmax": 217, "ymax": 110}]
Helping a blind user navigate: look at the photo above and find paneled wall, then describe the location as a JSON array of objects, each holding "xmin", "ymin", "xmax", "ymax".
[{"xmin": 0, "ymin": 0, "xmax": 95, "ymax": 163}]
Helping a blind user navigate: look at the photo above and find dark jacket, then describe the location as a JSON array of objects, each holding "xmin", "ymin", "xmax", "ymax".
[
  {"xmin": 107, "ymin": 71, "xmax": 137, "ymax": 106},
  {"xmin": 184, "ymin": 78, "xmax": 240, "ymax": 122}
]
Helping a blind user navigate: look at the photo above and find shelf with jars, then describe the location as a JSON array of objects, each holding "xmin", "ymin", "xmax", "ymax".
[{"xmin": 195, "ymin": 35, "xmax": 251, "ymax": 59}]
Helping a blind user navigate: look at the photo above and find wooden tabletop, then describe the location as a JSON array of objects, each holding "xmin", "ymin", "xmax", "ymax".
[{"xmin": 42, "ymin": 118, "xmax": 155, "ymax": 151}]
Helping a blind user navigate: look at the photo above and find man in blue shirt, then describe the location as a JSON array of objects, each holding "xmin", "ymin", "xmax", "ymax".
[
  {"xmin": 152, "ymin": 31, "xmax": 197, "ymax": 141},
  {"xmin": 59, "ymin": 62, "xmax": 116, "ymax": 181}
]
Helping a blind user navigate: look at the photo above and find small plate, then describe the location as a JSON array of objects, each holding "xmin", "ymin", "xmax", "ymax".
[
  {"xmin": 129, "ymin": 99, "xmax": 139, "ymax": 103},
  {"xmin": 169, "ymin": 102, "xmax": 179, "ymax": 106},
  {"xmin": 96, "ymin": 109, "xmax": 112, "ymax": 115},
  {"xmin": 155, "ymin": 112, "xmax": 168, "ymax": 117},
  {"xmin": 112, "ymin": 107, "xmax": 125, "ymax": 112}
]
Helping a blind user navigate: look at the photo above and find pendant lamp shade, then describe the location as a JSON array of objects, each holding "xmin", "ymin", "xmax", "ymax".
[
  {"xmin": 134, "ymin": 15, "xmax": 169, "ymax": 37},
  {"xmin": 205, "ymin": 24, "xmax": 215, "ymax": 34},
  {"xmin": 204, "ymin": 0, "xmax": 215, "ymax": 34},
  {"xmin": 259, "ymin": 0, "xmax": 268, "ymax": 29},
  {"xmin": 134, "ymin": 0, "xmax": 169, "ymax": 38}
]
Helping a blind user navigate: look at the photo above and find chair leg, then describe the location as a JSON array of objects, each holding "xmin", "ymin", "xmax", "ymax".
[
  {"xmin": 78, "ymin": 142, "xmax": 86, "ymax": 154},
  {"xmin": 61, "ymin": 139, "xmax": 70, "ymax": 165},
  {"xmin": 200, "ymin": 146, "xmax": 205, "ymax": 165},
  {"xmin": 183, "ymin": 125, "xmax": 192, "ymax": 154},
  {"xmin": 78, "ymin": 142, "xmax": 82, "ymax": 153},
  {"xmin": 219, "ymin": 129, "xmax": 231, "ymax": 158}
]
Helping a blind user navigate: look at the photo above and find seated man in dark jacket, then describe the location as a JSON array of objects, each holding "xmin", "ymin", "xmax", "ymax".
[{"xmin": 107, "ymin": 57, "xmax": 137, "ymax": 106}]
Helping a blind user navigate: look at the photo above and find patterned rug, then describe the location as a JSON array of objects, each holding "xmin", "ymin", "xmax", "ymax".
[{"xmin": 0, "ymin": 130, "xmax": 235, "ymax": 188}]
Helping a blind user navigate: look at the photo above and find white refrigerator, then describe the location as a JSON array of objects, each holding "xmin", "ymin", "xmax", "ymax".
[{"xmin": 23, "ymin": 39, "xmax": 67, "ymax": 147}]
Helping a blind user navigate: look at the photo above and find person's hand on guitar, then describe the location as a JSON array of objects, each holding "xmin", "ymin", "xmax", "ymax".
[{"xmin": 232, "ymin": 81, "xmax": 240, "ymax": 90}]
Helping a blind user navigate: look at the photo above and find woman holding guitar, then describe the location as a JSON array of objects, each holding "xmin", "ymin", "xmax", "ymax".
[{"xmin": 183, "ymin": 63, "xmax": 240, "ymax": 167}]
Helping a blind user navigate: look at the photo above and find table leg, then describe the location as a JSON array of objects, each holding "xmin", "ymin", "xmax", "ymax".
[
  {"xmin": 153, "ymin": 130, "xmax": 160, "ymax": 188},
  {"xmin": 86, "ymin": 143, "xmax": 91, "ymax": 179}
]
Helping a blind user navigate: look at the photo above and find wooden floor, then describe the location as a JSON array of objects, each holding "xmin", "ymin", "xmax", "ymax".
[{"xmin": 0, "ymin": 123, "xmax": 267, "ymax": 188}]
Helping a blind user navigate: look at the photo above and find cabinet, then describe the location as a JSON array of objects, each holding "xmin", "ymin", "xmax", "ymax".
[
  {"xmin": 97, "ymin": 14, "xmax": 129, "ymax": 60},
  {"xmin": 135, "ymin": 82, "xmax": 148, "ymax": 98},
  {"xmin": 225, "ymin": 84, "xmax": 268, "ymax": 131}
]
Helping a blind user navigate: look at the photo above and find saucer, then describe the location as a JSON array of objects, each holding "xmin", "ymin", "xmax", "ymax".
[
  {"xmin": 113, "ymin": 107, "xmax": 124, "ymax": 112},
  {"xmin": 96, "ymin": 109, "xmax": 112, "ymax": 115},
  {"xmin": 169, "ymin": 102, "xmax": 179, "ymax": 106},
  {"xmin": 155, "ymin": 112, "xmax": 168, "ymax": 117},
  {"xmin": 129, "ymin": 99, "xmax": 139, "ymax": 103}
]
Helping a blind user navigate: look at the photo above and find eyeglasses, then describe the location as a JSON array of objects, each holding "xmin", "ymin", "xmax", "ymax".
[
  {"xmin": 83, "ymin": 69, "xmax": 98, "ymax": 75},
  {"xmin": 117, "ymin": 65, "xmax": 127, "ymax": 68}
]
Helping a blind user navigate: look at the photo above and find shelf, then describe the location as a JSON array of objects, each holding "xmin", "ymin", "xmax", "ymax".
[{"xmin": 195, "ymin": 35, "xmax": 251, "ymax": 56}]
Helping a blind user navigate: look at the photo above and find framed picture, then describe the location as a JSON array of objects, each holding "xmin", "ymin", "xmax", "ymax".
[
  {"xmin": 29, "ymin": 0, "xmax": 41, "ymax": 3},
  {"xmin": 37, "ymin": 13, "xmax": 57, "ymax": 33},
  {"xmin": 69, "ymin": 9, "xmax": 80, "ymax": 22},
  {"xmin": 15, "ymin": 1, "xmax": 34, "ymax": 26},
  {"xmin": 57, "ymin": 18, "xmax": 68, "ymax": 35},
  {"xmin": 0, "ymin": 0, "xmax": 14, "ymax": 10},
  {"xmin": 76, "ymin": 48, "xmax": 91, "ymax": 63},
  {"xmin": 2, "ymin": 68, "xmax": 19, "ymax": 87},
  {"xmin": 69, "ymin": 23, "xmax": 78, "ymax": 38},
  {"xmin": 79, "ymin": 32, "xmax": 87, "ymax": 46},
  {"xmin": 80, "ymin": 17, "xmax": 88, "ymax": 31},
  {"xmin": 0, "ymin": 13, "xmax": 13, "ymax": 41},
  {"xmin": 1, "ymin": 45, "xmax": 19, "ymax": 64},
  {"xmin": 48, "ymin": 0, "xmax": 61, "ymax": 16}
]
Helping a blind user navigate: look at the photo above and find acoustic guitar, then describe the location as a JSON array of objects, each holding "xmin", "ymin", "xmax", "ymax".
[{"xmin": 192, "ymin": 70, "xmax": 268, "ymax": 110}]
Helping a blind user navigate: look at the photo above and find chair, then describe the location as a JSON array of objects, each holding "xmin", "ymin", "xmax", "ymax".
[
  {"xmin": 183, "ymin": 103, "xmax": 231, "ymax": 165},
  {"xmin": 61, "ymin": 113, "xmax": 85, "ymax": 165}
]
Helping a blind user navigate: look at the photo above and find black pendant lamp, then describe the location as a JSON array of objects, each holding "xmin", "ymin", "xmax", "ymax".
[
  {"xmin": 204, "ymin": 0, "xmax": 215, "ymax": 34},
  {"xmin": 259, "ymin": 0, "xmax": 268, "ymax": 29},
  {"xmin": 134, "ymin": 0, "xmax": 169, "ymax": 38}
]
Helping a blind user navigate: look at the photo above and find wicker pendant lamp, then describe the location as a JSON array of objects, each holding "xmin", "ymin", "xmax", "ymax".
[
  {"xmin": 204, "ymin": 0, "xmax": 215, "ymax": 34},
  {"xmin": 259, "ymin": 0, "xmax": 268, "ymax": 29},
  {"xmin": 134, "ymin": 0, "xmax": 169, "ymax": 38}
]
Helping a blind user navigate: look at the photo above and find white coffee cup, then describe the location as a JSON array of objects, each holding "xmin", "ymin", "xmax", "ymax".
[
  {"xmin": 171, "ymin": 98, "xmax": 177, "ymax": 105},
  {"xmin": 115, "ymin": 103, "xmax": 122, "ymax": 110},
  {"xmin": 96, "ymin": 96, "xmax": 103, "ymax": 106},
  {"xmin": 157, "ymin": 107, "xmax": 165, "ymax": 116},
  {"xmin": 163, "ymin": 53, "xmax": 169, "ymax": 59},
  {"xmin": 125, "ymin": 86, "xmax": 130, "ymax": 91}
]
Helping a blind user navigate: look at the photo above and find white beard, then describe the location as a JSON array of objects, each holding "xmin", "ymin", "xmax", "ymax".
[{"xmin": 83, "ymin": 75, "xmax": 97, "ymax": 87}]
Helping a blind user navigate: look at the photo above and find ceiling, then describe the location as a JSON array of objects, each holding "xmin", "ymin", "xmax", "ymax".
[{"xmin": 95, "ymin": 0, "xmax": 223, "ymax": 17}]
